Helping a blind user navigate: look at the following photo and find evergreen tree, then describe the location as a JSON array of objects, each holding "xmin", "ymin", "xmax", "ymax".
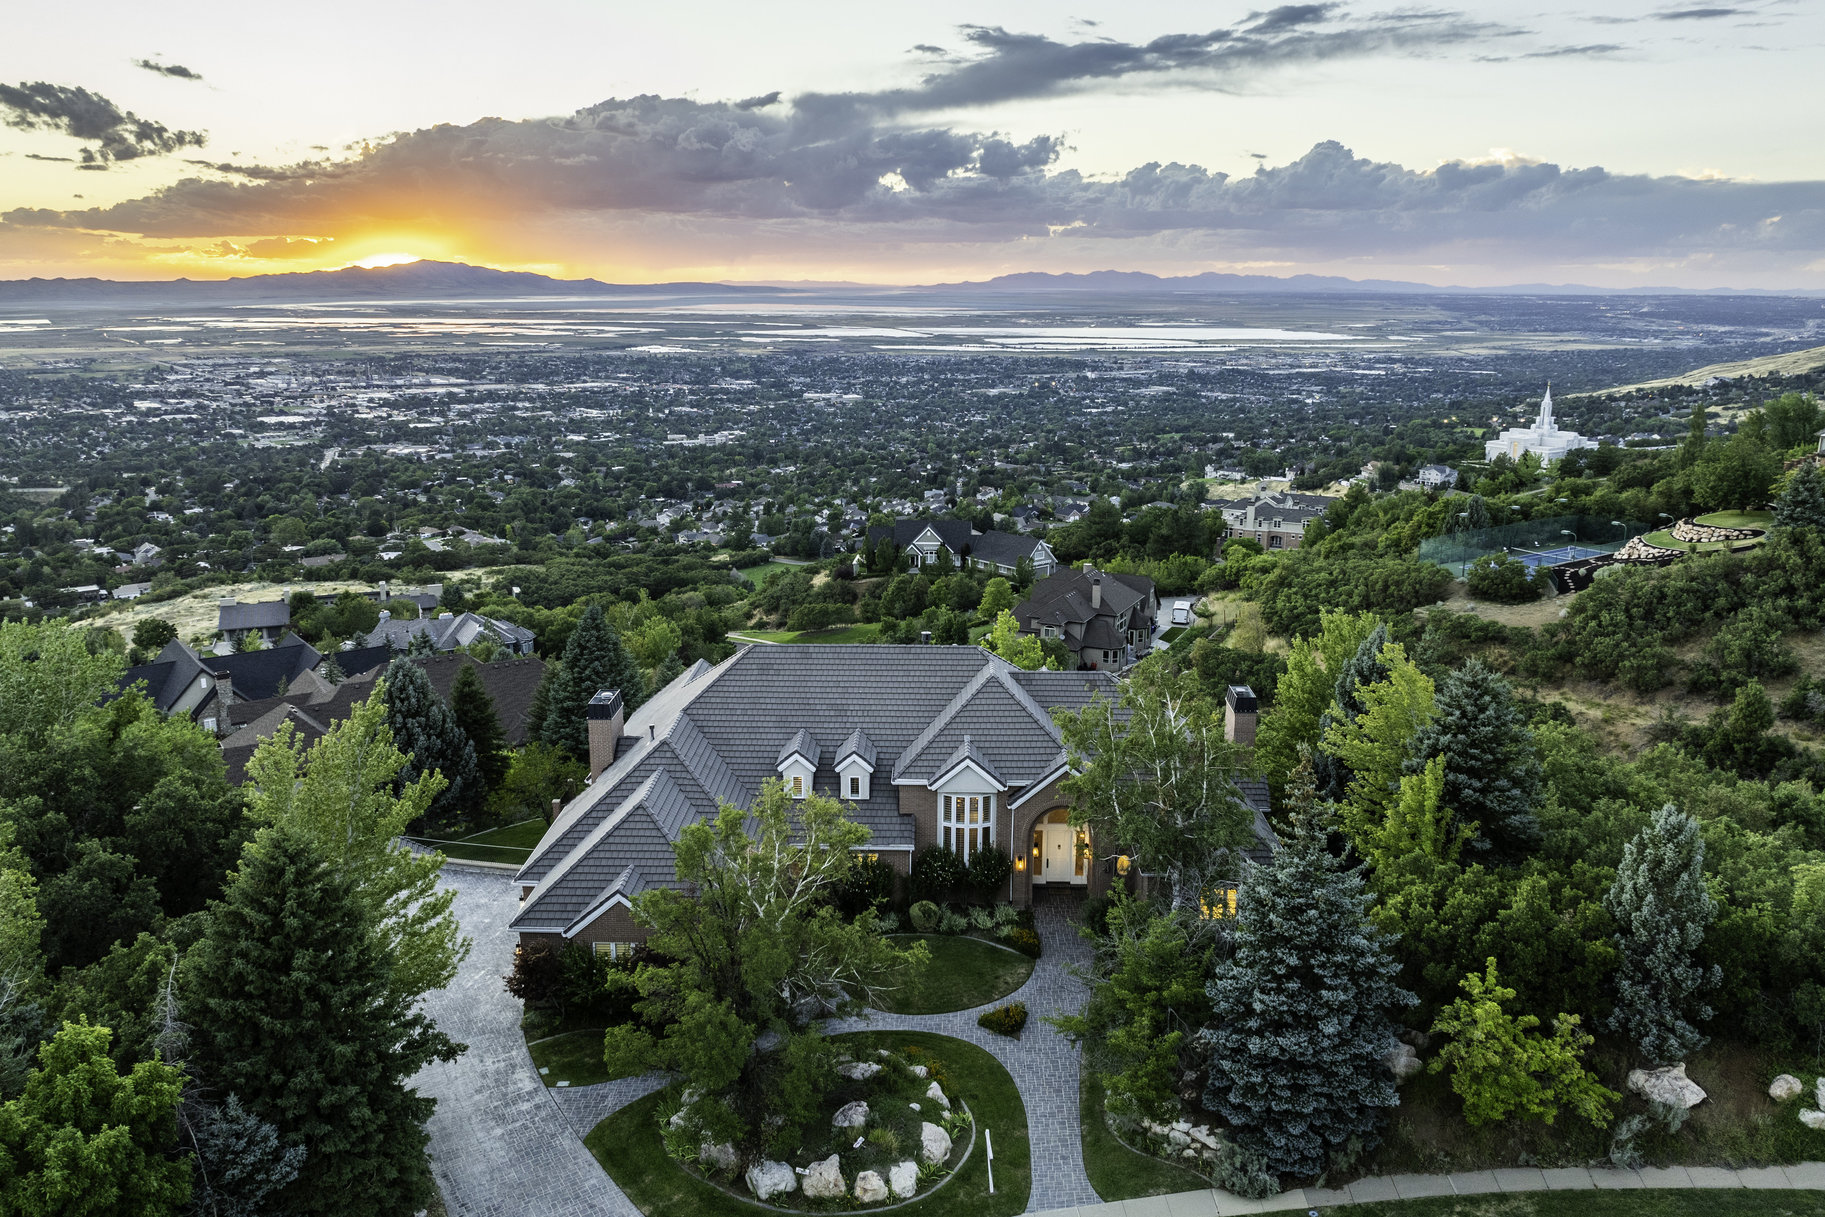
[
  {"xmin": 1774, "ymin": 461, "xmax": 1825, "ymax": 531},
  {"xmin": 1604, "ymin": 804, "xmax": 1721, "ymax": 1065},
  {"xmin": 1199, "ymin": 770, "xmax": 1416, "ymax": 1180},
  {"xmin": 0, "ymin": 1020, "xmax": 190, "ymax": 1216},
  {"xmin": 1312, "ymin": 623, "xmax": 1390, "ymax": 800},
  {"xmin": 319, "ymin": 653, "xmax": 345, "ymax": 685},
  {"xmin": 383, "ymin": 656, "xmax": 481, "ymax": 825},
  {"xmin": 524, "ymin": 659, "xmax": 559, "ymax": 742},
  {"xmin": 650, "ymin": 650, "xmax": 686, "ymax": 694},
  {"xmin": 182, "ymin": 828, "xmax": 460, "ymax": 1217},
  {"xmin": 186, "ymin": 1093, "xmax": 306, "ymax": 1217},
  {"xmin": 449, "ymin": 663, "xmax": 509, "ymax": 793},
  {"xmin": 1403, "ymin": 658, "xmax": 1543, "ymax": 859},
  {"xmin": 540, "ymin": 605, "xmax": 645, "ymax": 759}
]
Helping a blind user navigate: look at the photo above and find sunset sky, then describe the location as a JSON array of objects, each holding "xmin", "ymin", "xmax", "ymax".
[{"xmin": 3, "ymin": 1, "xmax": 1823, "ymax": 287}]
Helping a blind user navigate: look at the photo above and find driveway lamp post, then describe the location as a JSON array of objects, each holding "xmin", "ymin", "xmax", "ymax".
[
  {"xmin": 1561, "ymin": 528, "xmax": 1577, "ymax": 547},
  {"xmin": 1611, "ymin": 520, "xmax": 1626, "ymax": 543}
]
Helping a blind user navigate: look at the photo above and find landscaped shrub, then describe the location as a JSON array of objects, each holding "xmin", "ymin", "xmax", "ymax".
[
  {"xmin": 977, "ymin": 1002, "xmax": 1028, "ymax": 1037},
  {"xmin": 1002, "ymin": 927, "xmax": 1042, "ymax": 958},
  {"xmin": 1466, "ymin": 553, "xmax": 1544, "ymax": 604},
  {"xmin": 909, "ymin": 900, "xmax": 941, "ymax": 933},
  {"xmin": 1080, "ymin": 893, "xmax": 1113, "ymax": 937},
  {"xmin": 875, "ymin": 910, "xmax": 901, "ymax": 932},
  {"xmin": 939, "ymin": 909, "xmax": 968, "ymax": 935},
  {"xmin": 968, "ymin": 906, "xmax": 994, "ymax": 931},
  {"xmin": 992, "ymin": 902, "xmax": 1019, "ymax": 926},
  {"xmin": 1211, "ymin": 1137, "xmax": 1279, "ymax": 1199},
  {"xmin": 910, "ymin": 845, "xmax": 968, "ymax": 901},
  {"xmin": 504, "ymin": 940, "xmax": 563, "ymax": 1007},
  {"xmin": 965, "ymin": 844, "xmax": 1012, "ymax": 896},
  {"xmin": 834, "ymin": 853, "xmax": 897, "ymax": 917}
]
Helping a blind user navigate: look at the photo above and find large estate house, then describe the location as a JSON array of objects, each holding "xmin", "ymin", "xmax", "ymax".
[
  {"xmin": 510, "ymin": 645, "xmax": 1273, "ymax": 957},
  {"xmin": 865, "ymin": 518, "xmax": 1057, "ymax": 579},
  {"xmin": 1013, "ymin": 564, "xmax": 1158, "ymax": 671},
  {"xmin": 1218, "ymin": 490, "xmax": 1332, "ymax": 551}
]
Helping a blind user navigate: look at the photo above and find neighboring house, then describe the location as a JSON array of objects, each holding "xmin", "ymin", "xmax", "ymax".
[
  {"xmin": 1013, "ymin": 564, "xmax": 1158, "ymax": 671},
  {"xmin": 364, "ymin": 609, "xmax": 536, "ymax": 656},
  {"xmin": 113, "ymin": 582, "xmax": 152, "ymax": 601},
  {"xmin": 131, "ymin": 542, "xmax": 163, "ymax": 567},
  {"xmin": 513, "ymin": 644, "xmax": 1274, "ymax": 956},
  {"xmin": 1218, "ymin": 490, "xmax": 1332, "ymax": 551},
  {"xmin": 216, "ymin": 651, "xmax": 547, "ymax": 782},
  {"xmin": 1418, "ymin": 464, "xmax": 1459, "ymax": 491},
  {"xmin": 299, "ymin": 553, "xmax": 346, "ymax": 569},
  {"xmin": 864, "ymin": 518, "xmax": 1057, "ymax": 578},
  {"xmin": 116, "ymin": 635, "xmax": 326, "ymax": 734},
  {"xmin": 216, "ymin": 598, "xmax": 291, "ymax": 649}
]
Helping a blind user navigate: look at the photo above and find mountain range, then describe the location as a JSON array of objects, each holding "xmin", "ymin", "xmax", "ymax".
[{"xmin": 3, "ymin": 259, "xmax": 1823, "ymax": 304}]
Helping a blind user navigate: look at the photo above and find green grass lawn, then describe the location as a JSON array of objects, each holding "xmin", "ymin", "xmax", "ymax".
[
  {"xmin": 528, "ymin": 1027, "xmax": 638, "ymax": 1088},
  {"xmin": 1694, "ymin": 509, "xmax": 1774, "ymax": 531},
  {"xmin": 1329, "ymin": 1190, "xmax": 1825, "ymax": 1217},
  {"xmin": 412, "ymin": 817, "xmax": 547, "ymax": 864},
  {"xmin": 1079, "ymin": 1073, "xmax": 1207, "ymax": 1202},
  {"xmin": 737, "ymin": 560, "xmax": 798, "ymax": 585},
  {"xmin": 875, "ymin": 934, "xmax": 1034, "ymax": 1015},
  {"xmin": 730, "ymin": 623, "xmax": 883, "ymax": 645},
  {"xmin": 584, "ymin": 1029, "xmax": 1029, "ymax": 1217}
]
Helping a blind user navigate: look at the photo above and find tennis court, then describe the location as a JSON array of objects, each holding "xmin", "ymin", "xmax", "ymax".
[{"xmin": 1507, "ymin": 544, "xmax": 1608, "ymax": 569}]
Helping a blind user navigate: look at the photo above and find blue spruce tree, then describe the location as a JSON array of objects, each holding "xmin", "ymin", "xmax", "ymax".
[
  {"xmin": 1201, "ymin": 763, "xmax": 1415, "ymax": 1181},
  {"xmin": 1605, "ymin": 803, "xmax": 1720, "ymax": 1065},
  {"xmin": 1403, "ymin": 658, "xmax": 1543, "ymax": 858}
]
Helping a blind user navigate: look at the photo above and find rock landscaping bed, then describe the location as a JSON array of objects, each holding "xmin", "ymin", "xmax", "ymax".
[{"xmin": 669, "ymin": 1045, "xmax": 974, "ymax": 1210}]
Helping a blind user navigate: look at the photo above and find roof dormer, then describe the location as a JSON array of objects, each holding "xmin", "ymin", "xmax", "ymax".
[
  {"xmin": 927, "ymin": 734, "xmax": 1008, "ymax": 794},
  {"xmin": 777, "ymin": 728, "xmax": 821, "ymax": 799},
  {"xmin": 835, "ymin": 728, "xmax": 877, "ymax": 801}
]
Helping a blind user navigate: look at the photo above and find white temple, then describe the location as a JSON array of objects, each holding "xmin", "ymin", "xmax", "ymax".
[{"xmin": 1485, "ymin": 384, "xmax": 1596, "ymax": 465}]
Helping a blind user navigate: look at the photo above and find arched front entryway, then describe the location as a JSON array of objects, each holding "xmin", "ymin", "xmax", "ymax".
[{"xmin": 1029, "ymin": 807, "xmax": 1089, "ymax": 888}]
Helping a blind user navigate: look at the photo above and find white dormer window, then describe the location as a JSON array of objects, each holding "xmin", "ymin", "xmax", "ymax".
[{"xmin": 791, "ymin": 775, "xmax": 804, "ymax": 798}]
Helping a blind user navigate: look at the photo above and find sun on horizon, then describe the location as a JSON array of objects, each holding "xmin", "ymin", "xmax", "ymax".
[{"xmin": 347, "ymin": 251, "xmax": 424, "ymax": 269}]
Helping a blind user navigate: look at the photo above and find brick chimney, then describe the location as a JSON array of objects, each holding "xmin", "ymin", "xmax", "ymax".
[
  {"xmin": 586, "ymin": 689, "xmax": 625, "ymax": 780},
  {"xmin": 1090, "ymin": 575, "xmax": 1102, "ymax": 610},
  {"xmin": 1224, "ymin": 684, "xmax": 1258, "ymax": 749}
]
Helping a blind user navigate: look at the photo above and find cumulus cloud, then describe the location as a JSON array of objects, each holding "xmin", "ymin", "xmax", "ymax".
[
  {"xmin": 0, "ymin": 81, "xmax": 205, "ymax": 167},
  {"xmin": 133, "ymin": 58, "xmax": 204, "ymax": 80}
]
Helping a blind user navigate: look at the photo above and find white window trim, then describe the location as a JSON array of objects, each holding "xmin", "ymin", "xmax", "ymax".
[{"xmin": 939, "ymin": 791, "xmax": 997, "ymax": 862}]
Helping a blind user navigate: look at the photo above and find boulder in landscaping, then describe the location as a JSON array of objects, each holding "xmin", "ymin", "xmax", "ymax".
[
  {"xmin": 889, "ymin": 1159, "xmax": 919, "ymax": 1198},
  {"xmin": 700, "ymin": 1141, "xmax": 737, "ymax": 1172},
  {"xmin": 745, "ymin": 1160, "xmax": 797, "ymax": 1201},
  {"xmin": 1818, "ymin": 1076, "xmax": 1825, "ymax": 1110},
  {"xmin": 833, "ymin": 1100, "xmax": 870, "ymax": 1129},
  {"xmin": 924, "ymin": 1080, "xmax": 950, "ymax": 1110},
  {"xmin": 1770, "ymin": 1074, "xmax": 1803, "ymax": 1102},
  {"xmin": 920, "ymin": 1120, "xmax": 952, "ymax": 1165},
  {"xmin": 1384, "ymin": 1041, "xmax": 1423, "ymax": 1085},
  {"xmin": 1626, "ymin": 1062, "xmax": 1706, "ymax": 1109},
  {"xmin": 909, "ymin": 1064, "xmax": 929, "ymax": 1078},
  {"xmin": 1801, "ymin": 1109, "xmax": 1825, "ymax": 1131},
  {"xmin": 802, "ymin": 1154, "xmax": 846, "ymax": 1199},
  {"xmin": 838, "ymin": 1061, "xmax": 882, "ymax": 1081},
  {"xmin": 854, "ymin": 1170, "xmax": 889, "ymax": 1203}
]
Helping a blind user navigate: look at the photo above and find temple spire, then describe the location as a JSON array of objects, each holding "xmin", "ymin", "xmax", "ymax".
[{"xmin": 1537, "ymin": 382, "xmax": 1554, "ymax": 431}]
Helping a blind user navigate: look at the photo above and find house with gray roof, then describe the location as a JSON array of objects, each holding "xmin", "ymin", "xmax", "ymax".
[
  {"xmin": 363, "ymin": 609, "xmax": 535, "ymax": 656},
  {"xmin": 1218, "ymin": 489, "xmax": 1333, "ymax": 551},
  {"xmin": 864, "ymin": 517, "xmax": 1056, "ymax": 578},
  {"xmin": 215, "ymin": 598, "xmax": 291, "ymax": 648},
  {"xmin": 1013, "ymin": 564, "xmax": 1157, "ymax": 671},
  {"xmin": 513, "ymin": 644, "xmax": 1268, "ymax": 956}
]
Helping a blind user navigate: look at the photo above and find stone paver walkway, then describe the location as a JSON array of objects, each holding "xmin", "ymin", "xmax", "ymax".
[{"xmin": 1026, "ymin": 1160, "xmax": 1825, "ymax": 1216}]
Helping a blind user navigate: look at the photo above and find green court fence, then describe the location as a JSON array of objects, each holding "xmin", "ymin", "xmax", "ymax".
[{"xmin": 1417, "ymin": 515, "xmax": 1653, "ymax": 576}]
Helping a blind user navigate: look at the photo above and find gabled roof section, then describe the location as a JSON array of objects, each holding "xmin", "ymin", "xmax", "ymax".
[
  {"xmin": 928, "ymin": 733, "xmax": 1007, "ymax": 791},
  {"xmin": 512, "ymin": 771, "xmax": 695, "ymax": 933},
  {"xmin": 777, "ymin": 727, "xmax": 822, "ymax": 771},
  {"xmin": 894, "ymin": 660, "xmax": 1075, "ymax": 788},
  {"xmin": 836, "ymin": 728, "xmax": 877, "ymax": 771}
]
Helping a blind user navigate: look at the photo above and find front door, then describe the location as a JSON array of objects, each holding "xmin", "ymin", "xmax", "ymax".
[{"xmin": 1038, "ymin": 823, "xmax": 1087, "ymax": 886}]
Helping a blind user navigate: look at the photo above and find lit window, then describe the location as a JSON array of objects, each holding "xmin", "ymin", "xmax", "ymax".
[
  {"xmin": 1200, "ymin": 888, "xmax": 1239, "ymax": 920},
  {"xmin": 791, "ymin": 775, "xmax": 804, "ymax": 797}
]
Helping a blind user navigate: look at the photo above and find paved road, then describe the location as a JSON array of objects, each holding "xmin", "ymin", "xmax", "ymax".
[
  {"xmin": 414, "ymin": 864, "xmax": 654, "ymax": 1217},
  {"xmin": 416, "ymin": 864, "xmax": 1095, "ymax": 1215}
]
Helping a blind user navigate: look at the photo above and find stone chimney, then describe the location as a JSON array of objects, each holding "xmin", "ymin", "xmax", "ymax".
[
  {"xmin": 1225, "ymin": 685, "xmax": 1258, "ymax": 749},
  {"xmin": 1090, "ymin": 575, "xmax": 1102, "ymax": 610},
  {"xmin": 378, "ymin": 609, "xmax": 390, "ymax": 624},
  {"xmin": 586, "ymin": 689, "xmax": 625, "ymax": 780}
]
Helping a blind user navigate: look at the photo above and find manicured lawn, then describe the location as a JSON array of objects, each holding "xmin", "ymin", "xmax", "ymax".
[
  {"xmin": 528, "ymin": 1027, "xmax": 636, "ymax": 1088},
  {"xmin": 1694, "ymin": 509, "xmax": 1774, "ymax": 531},
  {"xmin": 584, "ymin": 1029, "xmax": 1029, "ymax": 1217},
  {"xmin": 875, "ymin": 934, "xmax": 1033, "ymax": 1015},
  {"xmin": 1079, "ymin": 1073, "xmax": 1207, "ymax": 1201},
  {"xmin": 413, "ymin": 818, "xmax": 547, "ymax": 864},
  {"xmin": 1331, "ymin": 1190, "xmax": 1825, "ymax": 1217},
  {"xmin": 737, "ymin": 561, "xmax": 798, "ymax": 585}
]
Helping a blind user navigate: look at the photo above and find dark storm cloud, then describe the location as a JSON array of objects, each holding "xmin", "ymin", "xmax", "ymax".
[
  {"xmin": 133, "ymin": 59, "xmax": 204, "ymax": 80},
  {"xmin": 0, "ymin": 81, "xmax": 205, "ymax": 167},
  {"xmin": 734, "ymin": 92, "xmax": 781, "ymax": 110},
  {"xmin": 1655, "ymin": 7, "xmax": 1745, "ymax": 18}
]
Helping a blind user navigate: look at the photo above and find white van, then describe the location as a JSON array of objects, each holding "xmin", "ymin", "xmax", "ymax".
[{"xmin": 1170, "ymin": 603, "xmax": 1192, "ymax": 627}]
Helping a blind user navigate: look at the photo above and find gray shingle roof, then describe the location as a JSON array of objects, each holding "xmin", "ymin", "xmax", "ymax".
[
  {"xmin": 836, "ymin": 728, "xmax": 877, "ymax": 770},
  {"xmin": 778, "ymin": 727, "xmax": 822, "ymax": 769},
  {"xmin": 512, "ymin": 644, "xmax": 1122, "ymax": 934},
  {"xmin": 929, "ymin": 733, "xmax": 1005, "ymax": 790},
  {"xmin": 217, "ymin": 600, "xmax": 290, "ymax": 632}
]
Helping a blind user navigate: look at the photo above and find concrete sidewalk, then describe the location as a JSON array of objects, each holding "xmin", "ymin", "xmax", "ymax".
[{"xmin": 1029, "ymin": 1160, "xmax": 1825, "ymax": 1216}]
